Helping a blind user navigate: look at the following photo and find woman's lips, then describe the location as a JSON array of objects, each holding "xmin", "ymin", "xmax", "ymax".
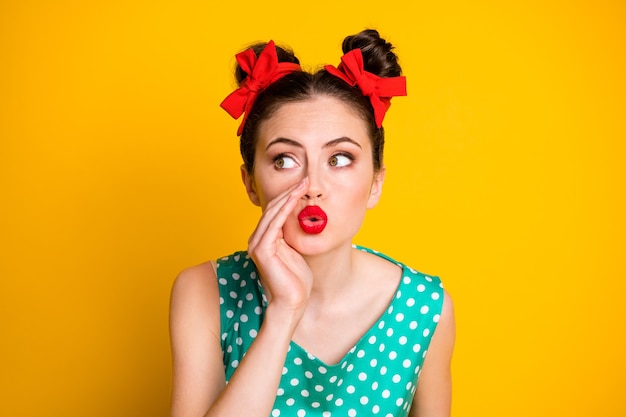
[{"xmin": 297, "ymin": 205, "xmax": 328, "ymax": 234}]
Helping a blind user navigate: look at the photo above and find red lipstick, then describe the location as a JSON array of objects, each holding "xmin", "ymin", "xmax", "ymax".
[{"xmin": 297, "ymin": 205, "xmax": 328, "ymax": 234}]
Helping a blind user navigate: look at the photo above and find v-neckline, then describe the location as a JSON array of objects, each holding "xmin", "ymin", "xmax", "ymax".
[{"xmin": 256, "ymin": 246, "xmax": 407, "ymax": 368}]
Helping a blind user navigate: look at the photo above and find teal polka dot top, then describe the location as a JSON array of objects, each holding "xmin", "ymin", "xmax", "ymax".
[{"xmin": 217, "ymin": 245, "xmax": 444, "ymax": 417}]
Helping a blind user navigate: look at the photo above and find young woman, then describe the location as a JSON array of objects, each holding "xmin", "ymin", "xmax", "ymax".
[{"xmin": 170, "ymin": 29, "xmax": 455, "ymax": 417}]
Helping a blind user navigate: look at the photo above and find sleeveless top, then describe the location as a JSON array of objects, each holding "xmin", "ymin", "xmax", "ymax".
[{"xmin": 217, "ymin": 245, "xmax": 444, "ymax": 417}]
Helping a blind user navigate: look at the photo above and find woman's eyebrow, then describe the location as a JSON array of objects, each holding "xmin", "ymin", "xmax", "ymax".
[
  {"xmin": 323, "ymin": 137, "xmax": 362, "ymax": 149},
  {"xmin": 265, "ymin": 137, "xmax": 303, "ymax": 151}
]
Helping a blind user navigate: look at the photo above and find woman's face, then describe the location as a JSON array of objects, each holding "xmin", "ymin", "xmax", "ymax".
[{"xmin": 242, "ymin": 95, "xmax": 385, "ymax": 256}]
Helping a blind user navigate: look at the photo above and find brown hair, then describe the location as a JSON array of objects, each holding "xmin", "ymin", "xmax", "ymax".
[{"xmin": 234, "ymin": 29, "xmax": 402, "ymax": 173}]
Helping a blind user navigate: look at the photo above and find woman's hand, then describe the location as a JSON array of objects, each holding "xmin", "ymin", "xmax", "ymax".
[{"xmin": 247, "ymin": 177, "xmax": 313, "ymax": 317}]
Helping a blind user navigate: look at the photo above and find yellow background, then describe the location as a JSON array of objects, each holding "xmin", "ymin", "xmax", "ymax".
[{"xmin": 1, "ymin": 1, "xmax": 624, "ymax": 416}]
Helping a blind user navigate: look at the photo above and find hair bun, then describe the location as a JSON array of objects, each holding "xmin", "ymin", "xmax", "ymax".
[
  {"xmin": 341, "ymin": 29, "xmax": 402, "ymax": 78},
  {"xmin": 234, "ymin": 42, "xmax": 300, "ymax": 85}
]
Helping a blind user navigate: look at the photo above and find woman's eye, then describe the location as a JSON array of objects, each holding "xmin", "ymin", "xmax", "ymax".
[
  {"xmin": 274, "ymin": 155, "xmax": 297, "ymax": 169},
  {"xmin": 329, "ymin": 154, "xmax": 353, "ymax": 167}
]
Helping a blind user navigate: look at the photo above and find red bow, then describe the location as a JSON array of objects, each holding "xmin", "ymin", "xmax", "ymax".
[
  {"xmin": 220, "ymin": 40, "xmax": 301, "ymax": 135},
  {"xmin": 324, "ymin": 49, "xmax": 407, "ymax": 127}
]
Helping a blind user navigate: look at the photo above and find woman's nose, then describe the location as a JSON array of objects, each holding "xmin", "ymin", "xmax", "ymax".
[{"xmin": 303, "ymin": 165, "xmax": 325, "ymax": 200}]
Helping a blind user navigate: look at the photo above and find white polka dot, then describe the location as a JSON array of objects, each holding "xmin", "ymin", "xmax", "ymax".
[
  {"xmin": 311, "ymin": 402, "xmax": 320, "ymax": 408},
  {"xmin": 406, "ymin": 298, "xmax": 415, "ymax": 307},
  {"xmin": 417, "ymin": 284, "xmax": 426, "ymax": 292},
  {"xmin": 290, "ymin": 378, "xmax": 299, "ymax": 386},
  {"xmin": 409, "ymin": 321, "xmax": 418, "ymax": 330},
  {"xmin": 249, "ymin": 329, "xmax": 257, "ymax": 338},
  {"xmin": 250, "ymin": 271, "xmax": 256, "ymax": 279},
  {"xmin": 378, "ymin": 320, "xmax": 385, "ymax": 329},
  {"xmin": 337, "ymin": 378, "xmax": 344, "ymax": 387},
  {"xmin": 358, "ymin": 372, "xmax": 367, "ymax": 381},
  {"xmin": 387, "ymin": 305, "xmax": 394, "ymax": 314},
  {"xmin": 232, "ymin": 273, "xmax": 240, "ymax": 280},
  {"xmin": 301, "ymin": 389, "xmax": 309, "ymax": 397},
  {"xmin": 326, "ymin": 394, "xmax": 334, "ymax": 401},
  {"xmin": 318, "ymin": 366, "xmax": 327, "ymax": 374},
  {"xmin": 423, "ymin": 328, "xmax": 430, "ymax": 337},
  {"xmin": 370, "ymin": 358, "xmax": 378, "ymax": 367},
  {"xmin": 286, "ymin": 398, "xmax": 295, "ymax": 406},
  {"xmin": 396, "ymin": 290, "xmax": 402, "ymax": 299},
  {"xmin": 368, "ymin": 335, "xmax": 377, "ymax": 344},
  {"xmin": 226, "ymin": 310, "xmax": 234, "ymax": 319},
  {"xmin": 219, "ymin": 278, "xmax": 227, "ymax": 285},
  {"xmin": 282, "ymin": 367, "xmax": 288, "ymax": 375},
  {"xmin": 254, "ymin": 306, "xmax": 262, "ymax": 315},
  {"xmin": 240, "ymin": 314, "xmax": 249, "ymax": 322},
  {"xmin": 348, "ymin": 409, "xmax": 357, "ymax": 417},
  {"xmin": 236, "ymin": 337, "xmax": 243, "ymax": 345},
  {"xmin": 403, "ymin": 276, "xmax": 411, "ymax": 284},
  {"xmin": 402, "ymin": 359, "xmax": 412, "ymax": 368},
  {"xmin": 425, "ymin": 276, "xmax": 433, "ymax": 282},
  {"xmin": 382, "ymin": 389, "xmax": 390, "ymax": 399},
  {"xmin": 360, "ymin": 396, "xmax": 369, "ymax": 405},
  {"xmin": 233, "ymin": 323, "xmax": 239, "ymax": 331},
  {"xmin": 297, "ymin": 410, "xmax": 306, "ymax": 417},
  {"xmin": 405, "ymin": 381, "xmax": 413, "ymax": 390},
  {"xmin": 392, "ymin": 374, "xmax": 401, "ymax": 383},
  {"xmin": 240, "ymin": 280, "xmax": 247, "ymax": 288},
  {"xmin": 294, "ymin": 357, "xmax": 303, "ymax": 365},
  {"xmin": 378, "ymin": 343, "xmax": 385, "ymax": 352},
  {"xmin": 396, "ymin": 398, "xmax": 404, "ymax": 407},
  {"xmin": 308, "ymin": 353, "xmax": 316, "ymax": 360},
  {"xmin": 386, "ymin": 328, "xmax": 394, "ymax": 337},
  {"xmin": 395, "ymin": 313, "xmax": 405, "ymax": 322},
  {"xmin": 226, "ymin": 345, "xmax": 233, "ymax": 353},
  {"xmin": 277, "ymin": 387, "xmax": 285, "ymax": 395},
  {"xmin": 433, "ymin": 314, "xmax": 441, "ymax": 323},
  {"xmin": 315, "ymin": 385, "xmax": 324, "ymax": 392},
  {"xmin": 398, "ymin": 336, "xmax": 407, "ymax": 345},
  {"xmin": 335, "ymin": 398, "xmax": 344, "ymax": 406},
  {"xmin": 229, "ymin": 291, "xmax": 237, "ymax": 299},
  {"xmin": 372, "ymin": 405, "xmax": 380, "ymax": 414},
  {"xmin": 347, "ymin": 385, "xmax": 355, "ymax": 394},
  {"xmin": 380, "ymin": 366, "xmax": 387, "ymax": 375},
  {"xmin": 243, "ymin": 261, "xmax": 249, "ymax": 268},
  {"xmin": 305, "ymin": 371, "xmax": 313, "ymax": 379},
  {"xmin": 420, "ymin": 306, "xmax": 429, "ymax": 314},
  {"xmin": 231, "ymin": 360, "xmax": 239, "ymax": 368},
  {"xmin": 432, "ymin": 292, "xmax": 440, "ymax": 300},
  {"xmin": 329, "ymin": 375, "xmax": 337, "ymax": 383},
  {"xmin": 272, "ymin": 410, "xmax": 280, "ymax": 417},
  {"xmin": 346, "ymin": 364, "xmax": 354, "ymax": 372},
  {"xmin": 389, "ymin": 351, "xmax": 397, "ymax": 360},
  {"xmin": 372, "ymin": 381, "xmax": 379, "ymax": 390},
  {"xmin": 323, "ymin": 412, "xmax": 331, "ymax": 417},
  {"xmin": 413, "ymin": 344, "xmax": 421, "ymax": 353},
  {"xmin": 357, "ymin": 349, "xmax": 366, "ymax": 358},
  {"xmin": 246, "ymin": 293, "xmax": 253, "ymax": 301},
  {"xmin": 237, "ymin": 300, "xmax": 243, "ymax": 308}
]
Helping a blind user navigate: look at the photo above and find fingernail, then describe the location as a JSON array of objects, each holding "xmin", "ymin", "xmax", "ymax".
[{"xmin": 297, "ymin": 177, "xmax": 308, "ymax": 188}]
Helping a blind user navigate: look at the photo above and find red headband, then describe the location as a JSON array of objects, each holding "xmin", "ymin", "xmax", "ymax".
[
  {"xmin": 324, "ymin": 48, "xmax": 407, "ymax": 128},
  {"xmin": 220, "ymin": 40, "xmax": 301, "ymax": 136}
]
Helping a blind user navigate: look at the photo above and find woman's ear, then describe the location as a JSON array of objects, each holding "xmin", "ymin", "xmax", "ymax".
[
  {"xmin": 241, "ymin": 165, "xmax": 261, "ymax": 207},
  {"xmin": 367, "ymin": 166, "xmax": 386, "ymax": 209}
]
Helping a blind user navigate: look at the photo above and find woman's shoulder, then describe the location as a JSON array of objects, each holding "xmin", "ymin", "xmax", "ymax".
[
  {"xmin": 171, "ymin": 260, "xmax": 219, "ymax": 307},
  {"xmin": 353, "ymin": 245, "xmax": 443, "ymax": 286}
]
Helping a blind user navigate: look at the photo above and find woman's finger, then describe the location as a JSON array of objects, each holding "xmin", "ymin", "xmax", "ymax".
[{"xmin": 248, "ymin": 177, "xmax": 308, "ymax": 250}]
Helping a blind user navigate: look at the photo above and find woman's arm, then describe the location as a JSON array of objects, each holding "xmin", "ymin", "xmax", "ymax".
[
  {"xmin": 410, "ymin": 290, "xmax": 456, "ymax": 417},
  {"xmin": 170, "ymin": 178, "xmax": 312, "ymax": 417}
]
